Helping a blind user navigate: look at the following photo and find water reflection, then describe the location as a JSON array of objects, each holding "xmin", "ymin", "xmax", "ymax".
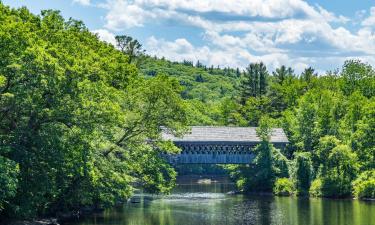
[{"xmin": 66, "ymin": 178, "xmax": 375, "ymax": 225}]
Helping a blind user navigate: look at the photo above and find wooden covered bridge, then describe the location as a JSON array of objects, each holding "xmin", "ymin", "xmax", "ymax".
[{"xmin": 161, "ymin": 126, "xmax": 288, "ymax": 164}]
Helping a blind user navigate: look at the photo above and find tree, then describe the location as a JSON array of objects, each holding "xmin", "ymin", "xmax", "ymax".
[
  {"xmin": 239, "ymin": 62, "xmax": 268, "ymax": 104},
  {"xmin": 351, "ymin": 100, "xmax": 375, "ymax": 170},
  {"xmin": 0, "ymin": 5, "xmax": 188, "ymax": 219},
  {"xmin": 301, "ymin": 67, "xmax": 317, "ymax": 84},
  {"xmin": 314, "ymin": 136, "xmax": 341, "ymax": 173},
  {"xmin": 320, "ymin": 145, "xmax": 359, "ymax": 197},
  {"xmin": 115, "ymin": 35, "xmax": 145, "ymax": 63},
  {"xmin": 292, "ymin": 152, "xmax": 312, "ymax": 195},
  {"xmin": 0, "ymin": 156, "xmax": 18, "ymax": 212},
  {"xmin": 273, "ymin": 65, "xmax": 294, "ymax": 84},
  {"xmin": 294, "ymin": 93, "xmax": 318, "ymax": 151},
  {"xmin": 341, "ymin": 60, "xmax": 375, "ymax": 97}
]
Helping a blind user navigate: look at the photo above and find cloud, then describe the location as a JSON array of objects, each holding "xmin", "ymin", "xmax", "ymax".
[
  {"xmin": 96, "ymin": 0, "xmax": 375, "ymax": 72},
  {"xmin": 362, "ymin": 7, "xmax": 375, "ymax": 27},
  {"xmin": 72, "ymin": 0, "xmax": 91, "ymax": 6},
  {"xmin": 146, "ymin": 36, "xmax": 305, "ymax": 72},
  {"xmin": 92, "ymin": 29, "xmax": 116, "ymax": 46}
]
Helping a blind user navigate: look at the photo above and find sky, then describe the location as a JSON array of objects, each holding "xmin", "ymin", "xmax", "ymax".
[{"xmin": 3, "ymin": 0, "xmax": 375, "ymax": 74}]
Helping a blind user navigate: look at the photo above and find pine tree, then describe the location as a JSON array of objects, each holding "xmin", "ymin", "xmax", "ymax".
[{"xmin": 240, "ymin": 62, "xmax": 269, "ymax": 104}]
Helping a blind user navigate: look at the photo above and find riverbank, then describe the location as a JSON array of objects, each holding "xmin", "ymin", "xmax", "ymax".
[
  {"xmin": 4, "ymin": 176, "xmax": 374, "ymax": 225},
  {"xmin": 4, "ymin": 218, "xmax": 59, "ymax": 225}
]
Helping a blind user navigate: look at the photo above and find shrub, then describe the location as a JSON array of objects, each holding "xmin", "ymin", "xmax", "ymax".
[
  {"xmin": 309, "ymin": 179, "xmax": 322, "ymax": 197},
  {"xmin": 274, "ymin": 178, "xmax": 294, "ymax": 196},
  {"xmin": 352, "ymin": 170, "xmax": 375, "ymax": 199}
]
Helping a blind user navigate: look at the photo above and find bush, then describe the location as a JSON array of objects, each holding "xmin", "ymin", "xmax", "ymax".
[
  {"xmin": 352, "ymin": 170, "xmax": 375, "ymax": 199},
  {"xmin": 309, "ymin": 179, "xmax": 322, "ymax": 197},
  {"xmin": 273, "ymin": 178, "xmax": 294, "ymax": 196}
]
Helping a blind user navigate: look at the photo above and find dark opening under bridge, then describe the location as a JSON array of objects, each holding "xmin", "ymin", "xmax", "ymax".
[{"xmin": 162, "ymin": 126, "xmax": 288, "ymax": 164}]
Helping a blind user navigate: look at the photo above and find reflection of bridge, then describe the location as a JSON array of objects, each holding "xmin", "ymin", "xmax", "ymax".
[{"xmin": 162, "ymin": 126, "xmax": 288, "ymax": 164}]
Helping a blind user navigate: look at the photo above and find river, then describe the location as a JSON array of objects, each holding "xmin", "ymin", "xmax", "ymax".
[{"xmin": 65, "ymin": 176, "xmax": 375, "ymax": 225}]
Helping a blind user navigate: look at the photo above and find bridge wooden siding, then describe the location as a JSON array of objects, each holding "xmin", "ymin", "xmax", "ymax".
[{"xmin": 161, "ymin": 126, "xmax": 289, "ymax": 164}]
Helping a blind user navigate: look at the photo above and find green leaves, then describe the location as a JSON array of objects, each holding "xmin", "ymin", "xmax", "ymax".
[
  {"xmin": 0, "ymin": 4, "xmax": 189, "ymax": 218},
  {"xmin": 0, "ymin": 156, "xmax": 18, "ymax": 211}
]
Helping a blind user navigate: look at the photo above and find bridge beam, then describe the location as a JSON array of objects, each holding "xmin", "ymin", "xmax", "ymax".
[{"xmin": 163, "ymin": 141, "xmax": 257, "ymax": 164}]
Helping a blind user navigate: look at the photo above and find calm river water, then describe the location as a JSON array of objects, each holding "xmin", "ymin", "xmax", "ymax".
[{"xmin": 66, "ymin": 176, "xmax": 375, "ymax": 225}]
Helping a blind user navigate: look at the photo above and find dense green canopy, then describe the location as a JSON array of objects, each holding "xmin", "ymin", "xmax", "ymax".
[
  {"xmin": 0, "ymin": 2, "xmax": 375, "ymax": 221},
  {"xmin": 0, "ymin": 4, "xmax": 188, "ymax": 219}
]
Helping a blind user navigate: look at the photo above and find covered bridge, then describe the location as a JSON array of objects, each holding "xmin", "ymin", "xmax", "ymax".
[{"xmin": 162, "ymin": 126, "xmax": 289, "ymax": 164}]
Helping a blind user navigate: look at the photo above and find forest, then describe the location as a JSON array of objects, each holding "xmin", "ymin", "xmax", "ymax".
[{"xmin": 0, "ymin": 3, "xmax": 374, "ymax": 221}]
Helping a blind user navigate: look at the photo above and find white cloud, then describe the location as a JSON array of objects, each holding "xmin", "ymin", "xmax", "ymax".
[
  {"xmin": 92, "ymin": 29, "xmax": 116, "ymax": 46},
  {"xmin": 362, "ymin": 7, "xmax": 375, "ymax": 27},
  {"xmin": 146, "ymin": 36, "xmax": 302, "ymax": 72},
  {"xmin": 72, "ymin": 0, "xmax": 91, "ymax": 6},
  {"xmin": 95, "ymin": 0, "xmax": 375, "ymax": 72}
]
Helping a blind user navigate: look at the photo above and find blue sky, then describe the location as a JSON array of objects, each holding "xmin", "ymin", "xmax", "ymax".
[{"xmin": 3, "ymin": 0, "xmax": 375, "ymax": 73}]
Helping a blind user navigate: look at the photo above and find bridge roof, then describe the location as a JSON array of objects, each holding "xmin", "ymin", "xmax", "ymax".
[{"xmin": 162, "ymin": 126, "xmax": 288, "ymax": 143}]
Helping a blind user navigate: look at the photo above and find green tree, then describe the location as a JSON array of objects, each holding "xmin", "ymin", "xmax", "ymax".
[
  {"xmin": 115, "ymin": 35, "xmax": 145, "ymax": 63},
  {"xmin": 301, "ymin": 67, "xmax": 317, "ymax": 84},
  {"xmin": 240, "ymin": 62, "xmax": 268, "ymax": 103},
  {"xmin": 0, "ymin": 5, "xmax": 188, "ymax": 218},
  {"xmin": 351, "ymin": 100, "xmax": 375, "ymax": 170},
  {"xmin": 352, "ymin": 170, "xmax": 375, "ymax": 199},
  {"xmin": 341, "ymin": 60, "xmax": 375, "ymax": 97},
  {"xmin": 272, "ymin": 65, "xmax": 294, "ymax": 84},
  {"xmin": 0, "ymin": 156, "xmax": 19, "ymax": 212},
  {"xmin": 320, "ymin": 145, "xmax": 359, "ymax": 197},
  {"xmin": 292, "ymin": 152, "xmax": 313, "ymax": 195}
]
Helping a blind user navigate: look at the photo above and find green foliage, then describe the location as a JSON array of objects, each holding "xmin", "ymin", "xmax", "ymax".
[
  {"xmin": 0, "ymin": 4, "xmax": 188, "ymax": 219},
  {"xmin": 313, "ymin": 136, "xmax": 341, "ymax": 173},
  {"xmin": 309, "ymin": 179, "xmax": 322, "ymax": 197},
  {"xmin": 292, "ymin": 152, "xmax": 313, "ymax": 195},
  {"xmin": 273, "ymin": 178, "xmax": 294, "ymax": 196},
  {"xmin": 230, "ymin": 141, "xmax": 289, "ymax": 193},
  {"xmin": 341, "ymin": 60, "xmax": 375, "ymax": 97},
  {"xmin": 352, "ymin": 170, "xmax": 375, "ymax": 199},
  {"xmin": 0, "ymin": 156, "xmax": 19, "ymax": 211},
  {"xmin": 1, "ymin": 2, "xmax": 375, "ymax": 220},
  {"xmin": 240, "ymin": 62, "xmax": 268, "ymax": 104},
  {"xmin": 256, "ymin": 116, "xmax": 274, "ymax": 141},
  {"xmin": 115, "ymin": 35, "xmax": 145, "ymax": 63},
  {"xmin": 351, "ymin": 100, "xmax": 375, "ymax": 170},
  {"xmin": 319, "ymin": 145, "xmax": 359, "ymax": 197}
]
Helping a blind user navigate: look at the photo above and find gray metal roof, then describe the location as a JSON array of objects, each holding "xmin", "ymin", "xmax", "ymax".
[{"xmin": 162, "ymin": 126, "xmax": 289, "ymax": 143}]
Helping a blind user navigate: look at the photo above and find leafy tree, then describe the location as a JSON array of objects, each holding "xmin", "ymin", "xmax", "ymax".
[
  {"xmin": 0, "ymin": 156, "xmax": 18, "ymax": 212},
  {"xmin": 292, "ymin": 152, "xmax": 313, "ymax": 195},
  {"xmin": 320, "ymin": 145, "xmax": 359, "ymax": 197},
  {"xmin": 0, "ymin": 5, "xmax": 188, "ymax": 219},
  {"xmin": 352, "ymin": 170, "xmax": 375, "ymax": 199},
  {"xmin": 351, "ymin": 100, "xmax": 375, "ymax": 170},
  {"xmin": 115, "ymin": 35, "xmax": 145, "ymax": 63},
  {"xmin": 313, "ymin": 136, "xmax": 341, "ymax": 173},
  {"xmin": 341, "ymin": 60, "xmax": 375, "ymax": 97}
]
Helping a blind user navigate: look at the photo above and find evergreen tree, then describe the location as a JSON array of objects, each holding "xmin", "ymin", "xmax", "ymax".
[
  {"xmin": 240, "ymin": 62, "xmax": 269, "ymax": 104},
  {"xmin": 273, "ymin": 65, "xmax": 294, "ymax": 84}
]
